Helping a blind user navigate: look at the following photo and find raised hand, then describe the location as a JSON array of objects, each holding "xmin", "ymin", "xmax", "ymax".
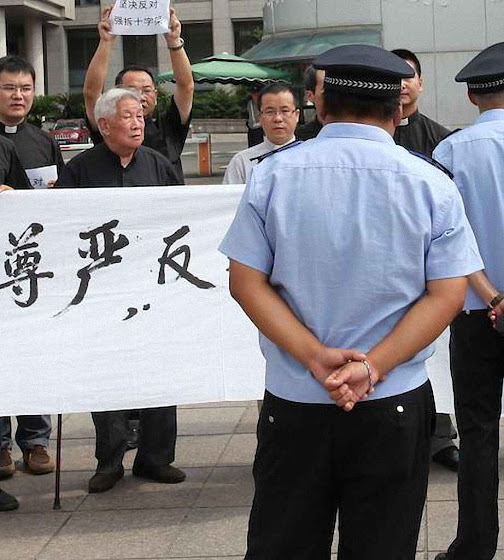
[
  {"xmin": 165, "ymin": 7, "xmax": 182, "ymax": 43},
  {"xmin": 98, "ymin": 6, "xmax": 115, "ymax": 42}
]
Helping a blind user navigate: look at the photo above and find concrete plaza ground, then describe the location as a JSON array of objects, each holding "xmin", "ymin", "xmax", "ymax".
[
  {"xmin": 3, "ymin": 405, "xmax": 504, "ymax": 560},
  {"xmin": 3, "ymin": 134, "xmax": 504, "ymax": 559}
]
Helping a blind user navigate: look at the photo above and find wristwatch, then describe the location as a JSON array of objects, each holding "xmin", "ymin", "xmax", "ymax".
[
  {"xmin": 168, "ymin": 37, "xmax": 185, "ymax": 51},
  {"xmin": 488, "ymin": 292, "xmax": 504, "ymax": 309}
]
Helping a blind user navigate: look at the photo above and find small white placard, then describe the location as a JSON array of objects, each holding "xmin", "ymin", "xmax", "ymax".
[
  {"xmin": 25, "ymin": 165, "xmax": 58, "ymax": 189},
  {"xmin": 110, "ymin": 0, "xmax": 170, "ymax": 35}
]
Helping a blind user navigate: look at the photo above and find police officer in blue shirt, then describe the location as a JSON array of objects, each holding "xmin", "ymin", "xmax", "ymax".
[
  {"xmin": 433, "ymin": 42, "xmax": 504, "ymax": 560},
  {"xmin": 219, "ymin": 44, "xmax": 483, "ymax": 560}
]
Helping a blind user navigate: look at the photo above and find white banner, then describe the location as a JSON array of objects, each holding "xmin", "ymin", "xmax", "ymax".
[
  {"xmin": 0, "ymin": 186, "xmax": 458, "ymax": 416},
  {"xmin": 0, "ymin": 186, "xmax": 265, "ymax": 415}
]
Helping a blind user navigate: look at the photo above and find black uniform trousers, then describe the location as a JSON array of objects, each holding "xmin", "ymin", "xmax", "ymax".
[
  {"xmin": 91, "ymin": 406, "xmax": 177, "ymax": 473},
  {"xmin": 246, "ymin": 383, "xmax": 434, "ymax": 560},
  {"xmin": 447, "ymin": 311, "xmax": 504, "ymax": 560}
]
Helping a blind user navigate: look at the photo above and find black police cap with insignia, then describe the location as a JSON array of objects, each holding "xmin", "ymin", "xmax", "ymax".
[
  {"xmin": 455, "ymin": 42, "xmax": 504, "ymax": 94},
  {"xmin": 313, "ymin": 44, "xmax": 415, "ymax": 98}
]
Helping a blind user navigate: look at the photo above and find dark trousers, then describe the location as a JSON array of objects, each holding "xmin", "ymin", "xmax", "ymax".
[
  {"xmin": 447, "ymin": 311, "xmax": 504, "ymax": 560},
  {"xmin": 246, "ymin": 383, "xmax": 434, "ymax": 560},
  {"xmin": 92, "ymin": 406, "xmax": 177, "ymax": 473}
]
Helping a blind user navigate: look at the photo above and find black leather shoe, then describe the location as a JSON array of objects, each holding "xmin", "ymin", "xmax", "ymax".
[
  {"xmin": 432, "ymin": 445, "xmax": 459, "ymax": 472},
  {"xmin": 434, "ymin": 554, "xmax": 448, "ymax": 559},
  {"xmin": 88, "ymin": 467, "xmax": 124, "ymax": 493},
  {"xmin": 132, "ymin": 461, "xmax": 186, "ymax": 484},
  {"xmin": 0, "ymin": 489, "xmax": 19, "ymax": 511}
]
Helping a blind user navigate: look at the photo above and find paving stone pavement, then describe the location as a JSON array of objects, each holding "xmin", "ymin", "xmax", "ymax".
[{"xmin": 2, "ymin": 405, "xmax": 504, "ymax": 559}]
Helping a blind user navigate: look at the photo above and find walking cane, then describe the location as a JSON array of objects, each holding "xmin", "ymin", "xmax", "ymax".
[{"xmin": 53, "ymin": 413, "xmax": 63, "ymax": 510}]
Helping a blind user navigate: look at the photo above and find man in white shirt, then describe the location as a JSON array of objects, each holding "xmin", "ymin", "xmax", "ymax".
[{"xmin": 223, "ymin": 83, "xmax": 299, "ymax": 184}]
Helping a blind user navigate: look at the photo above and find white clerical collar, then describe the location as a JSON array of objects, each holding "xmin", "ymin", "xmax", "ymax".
[
  {"xmin": 4, "ymin": 125, "xmax": 17, "ymax": 133},
  {"xmin": 398, "ymin": 118, "xmax": 409, "ymax": 127}
]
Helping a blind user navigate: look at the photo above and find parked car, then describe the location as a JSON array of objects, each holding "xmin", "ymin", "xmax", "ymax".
[{"xmin": 50, "ymin": 118, "xmax": 91, "ymax": 145}]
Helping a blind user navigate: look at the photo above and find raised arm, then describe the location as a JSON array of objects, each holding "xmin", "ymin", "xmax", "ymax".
[
  {"xmin": 84, "ymin": 6, "xmax": 116, "ymax": 131},
  {"xmin": 164, "ymin": 7, "xmax": 194, "ymax": 124}
]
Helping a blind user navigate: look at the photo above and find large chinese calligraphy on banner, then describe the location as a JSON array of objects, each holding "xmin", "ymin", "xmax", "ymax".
[{"xmin": 0, "ymin": 185, "xmax": 265, "ymax": 415}]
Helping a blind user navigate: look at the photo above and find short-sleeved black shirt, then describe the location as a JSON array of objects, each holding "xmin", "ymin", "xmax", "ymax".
[
  {"xmin": 88, "ymin": 100, "xmax": 190, "ymax": 185},
  {"xmin": 0, "ymin": 121, "xmax": 65, "ymax": 178},
  {"xmin": 393, "ymin": 110, "xmax": 450, "ymax": 157},
  {"xmin": 0, "ymin": 135, "xmax": 31, "ymax": 189},
  {"xmin": 55, "ymin": 142, "xmax": 179, "ymax": 188}
]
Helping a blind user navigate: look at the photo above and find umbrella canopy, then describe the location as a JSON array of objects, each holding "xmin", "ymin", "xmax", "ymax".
[{"xmin": 157, "ymin": 52, "xmax": 293, "ymax": 85}]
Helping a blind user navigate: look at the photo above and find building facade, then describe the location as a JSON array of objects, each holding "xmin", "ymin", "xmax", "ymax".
[
  {"xmin": 43, "ymin": 0, "xmax": 263, "ymax": 95},
  {"xmin": 0, "ymin": 0, "xmax": 500, "ymax": 129},
  {"xmin": 0, "ymin": 0, "xmax": 74, "ymax": 95},
  {"xmin": 245, "ymin": 0, "xmax": 504, "ymax": 129}
]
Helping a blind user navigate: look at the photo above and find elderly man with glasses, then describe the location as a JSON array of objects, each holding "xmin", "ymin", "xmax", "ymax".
[{"xmin": 223, "ymin": 83, "xmax": 299, "ymax": 185}]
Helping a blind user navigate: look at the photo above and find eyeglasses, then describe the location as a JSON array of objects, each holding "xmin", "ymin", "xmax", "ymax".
[
  {"xmin": 0, "ymin": 84, "xmax": 33, "ymax": 94},
  {"xmin": 260, "ymin": 108, "xmax": 298, "ymax": 119}
]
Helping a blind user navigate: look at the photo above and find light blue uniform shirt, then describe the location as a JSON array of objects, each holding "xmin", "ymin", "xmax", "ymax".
[
  {"xmin": 434, "ymin": 109, "xmax": 504, "ymax": 310},
  {"xmin": 220, "ymin": 123, "xmax": 483, "ymax": 404}
]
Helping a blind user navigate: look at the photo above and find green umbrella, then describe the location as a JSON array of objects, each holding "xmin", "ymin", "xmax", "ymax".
[{"xmin": 157, "ymin": 52, "xmax": 293, "ymax": 85}]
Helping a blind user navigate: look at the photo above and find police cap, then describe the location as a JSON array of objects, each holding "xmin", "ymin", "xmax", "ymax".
[
  {"xmin": 313, "ymin": 44, "xmax": 414, "ymax": 98},
  {"xmin": 455, "ymin": 42, "xmax": 504, "ymax": 94}
]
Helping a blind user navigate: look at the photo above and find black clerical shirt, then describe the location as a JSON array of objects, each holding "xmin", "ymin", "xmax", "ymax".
[
  {"xmin": 0, "ymin": 135, "xmax": 31, "ymax": 189},
  {"xmin": 394, "ymin": 110, "xmax": 450, "ymax": 157},
  {"xmin": 88, "ymin": 100, "xmax": 190, "ymax": 185},
  {"xmin": 296, "ymin": 117, "xmax": 323, "ymax": 141},
  {"xmin": 0, "ymin": 121, "xmax": 64, "ymax": 176},
  {"xmin": 55, "ymin": 142, "xmax": 179, "ymax": 188}
]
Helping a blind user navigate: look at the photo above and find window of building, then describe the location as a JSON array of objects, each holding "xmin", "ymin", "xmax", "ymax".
[
  {"xmin": 123, "ymin": 35, "xmax": 158, "ymax": 77},
  {"xmin": 75, "ymin": 0, "xmax": 100, "ymax": 6},
  {"xmin": 67, "ymin": 28, "xmax": 99, "ymax": 94},
  {"xmin": 183, "ymin": 23, "xmax": 213, "ymax": 63},
  {"xmin": 6, "ymin": 21, "xmax": 24, "ymax": 56},
  {"xmin": 233, "ymin": 20, "xmax": 263, "ymax": 56}
]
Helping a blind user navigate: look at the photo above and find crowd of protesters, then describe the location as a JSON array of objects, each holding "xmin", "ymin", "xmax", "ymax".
[{"xmin": 0, "ymin": 4, "xmax": 503, "ymax": 559}]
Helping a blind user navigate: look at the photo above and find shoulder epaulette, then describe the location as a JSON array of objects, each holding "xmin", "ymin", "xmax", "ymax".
[
  {"xmin": 443, "ymin": 127, "xmax": 462, "ymax": 140},
  {"xmin": 408, "ymin": 150, "xmax": 454, "ymax": 180},
  {"xmin": 251, "ymin": 140, "xmax": 303, "ymax": 164}
]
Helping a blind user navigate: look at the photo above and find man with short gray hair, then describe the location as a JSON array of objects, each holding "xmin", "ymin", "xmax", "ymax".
[
  {"xmin": 57, "ymin": 88, "xmax": 183, "ymax": 494},
  {"xmin": 58, "ymin": 89, "xmax": 178, "ymax": 188}
]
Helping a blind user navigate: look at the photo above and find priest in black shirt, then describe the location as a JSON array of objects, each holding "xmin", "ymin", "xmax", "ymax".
[
  {"xmin": 392, "ymin": 49, "xmax": 450, "ymax": 157},
  {"xmin": 392, "ymin": 48, "xmax": 458, "ymax": 473},
  {"xmin": 0, "ymin": 58, "xmax": 59, "ymax": 486},
  {"xmin": 83, "ymin": 6, "xmax": 193, "ymax": 185},
  {"xmin": 0, "ymin": 56, "xmax": 64, "ymax": 187},
  {"xmin": 57, "ymin": 88, "xmax": 183, "ymax": 494},
  {"xmin": 57, "ymin": 89, "xmax": 178, "ymax": 188},
  {"xmin": 296, "ymin": 65, "xmax": 323, "ymax": 141}
]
